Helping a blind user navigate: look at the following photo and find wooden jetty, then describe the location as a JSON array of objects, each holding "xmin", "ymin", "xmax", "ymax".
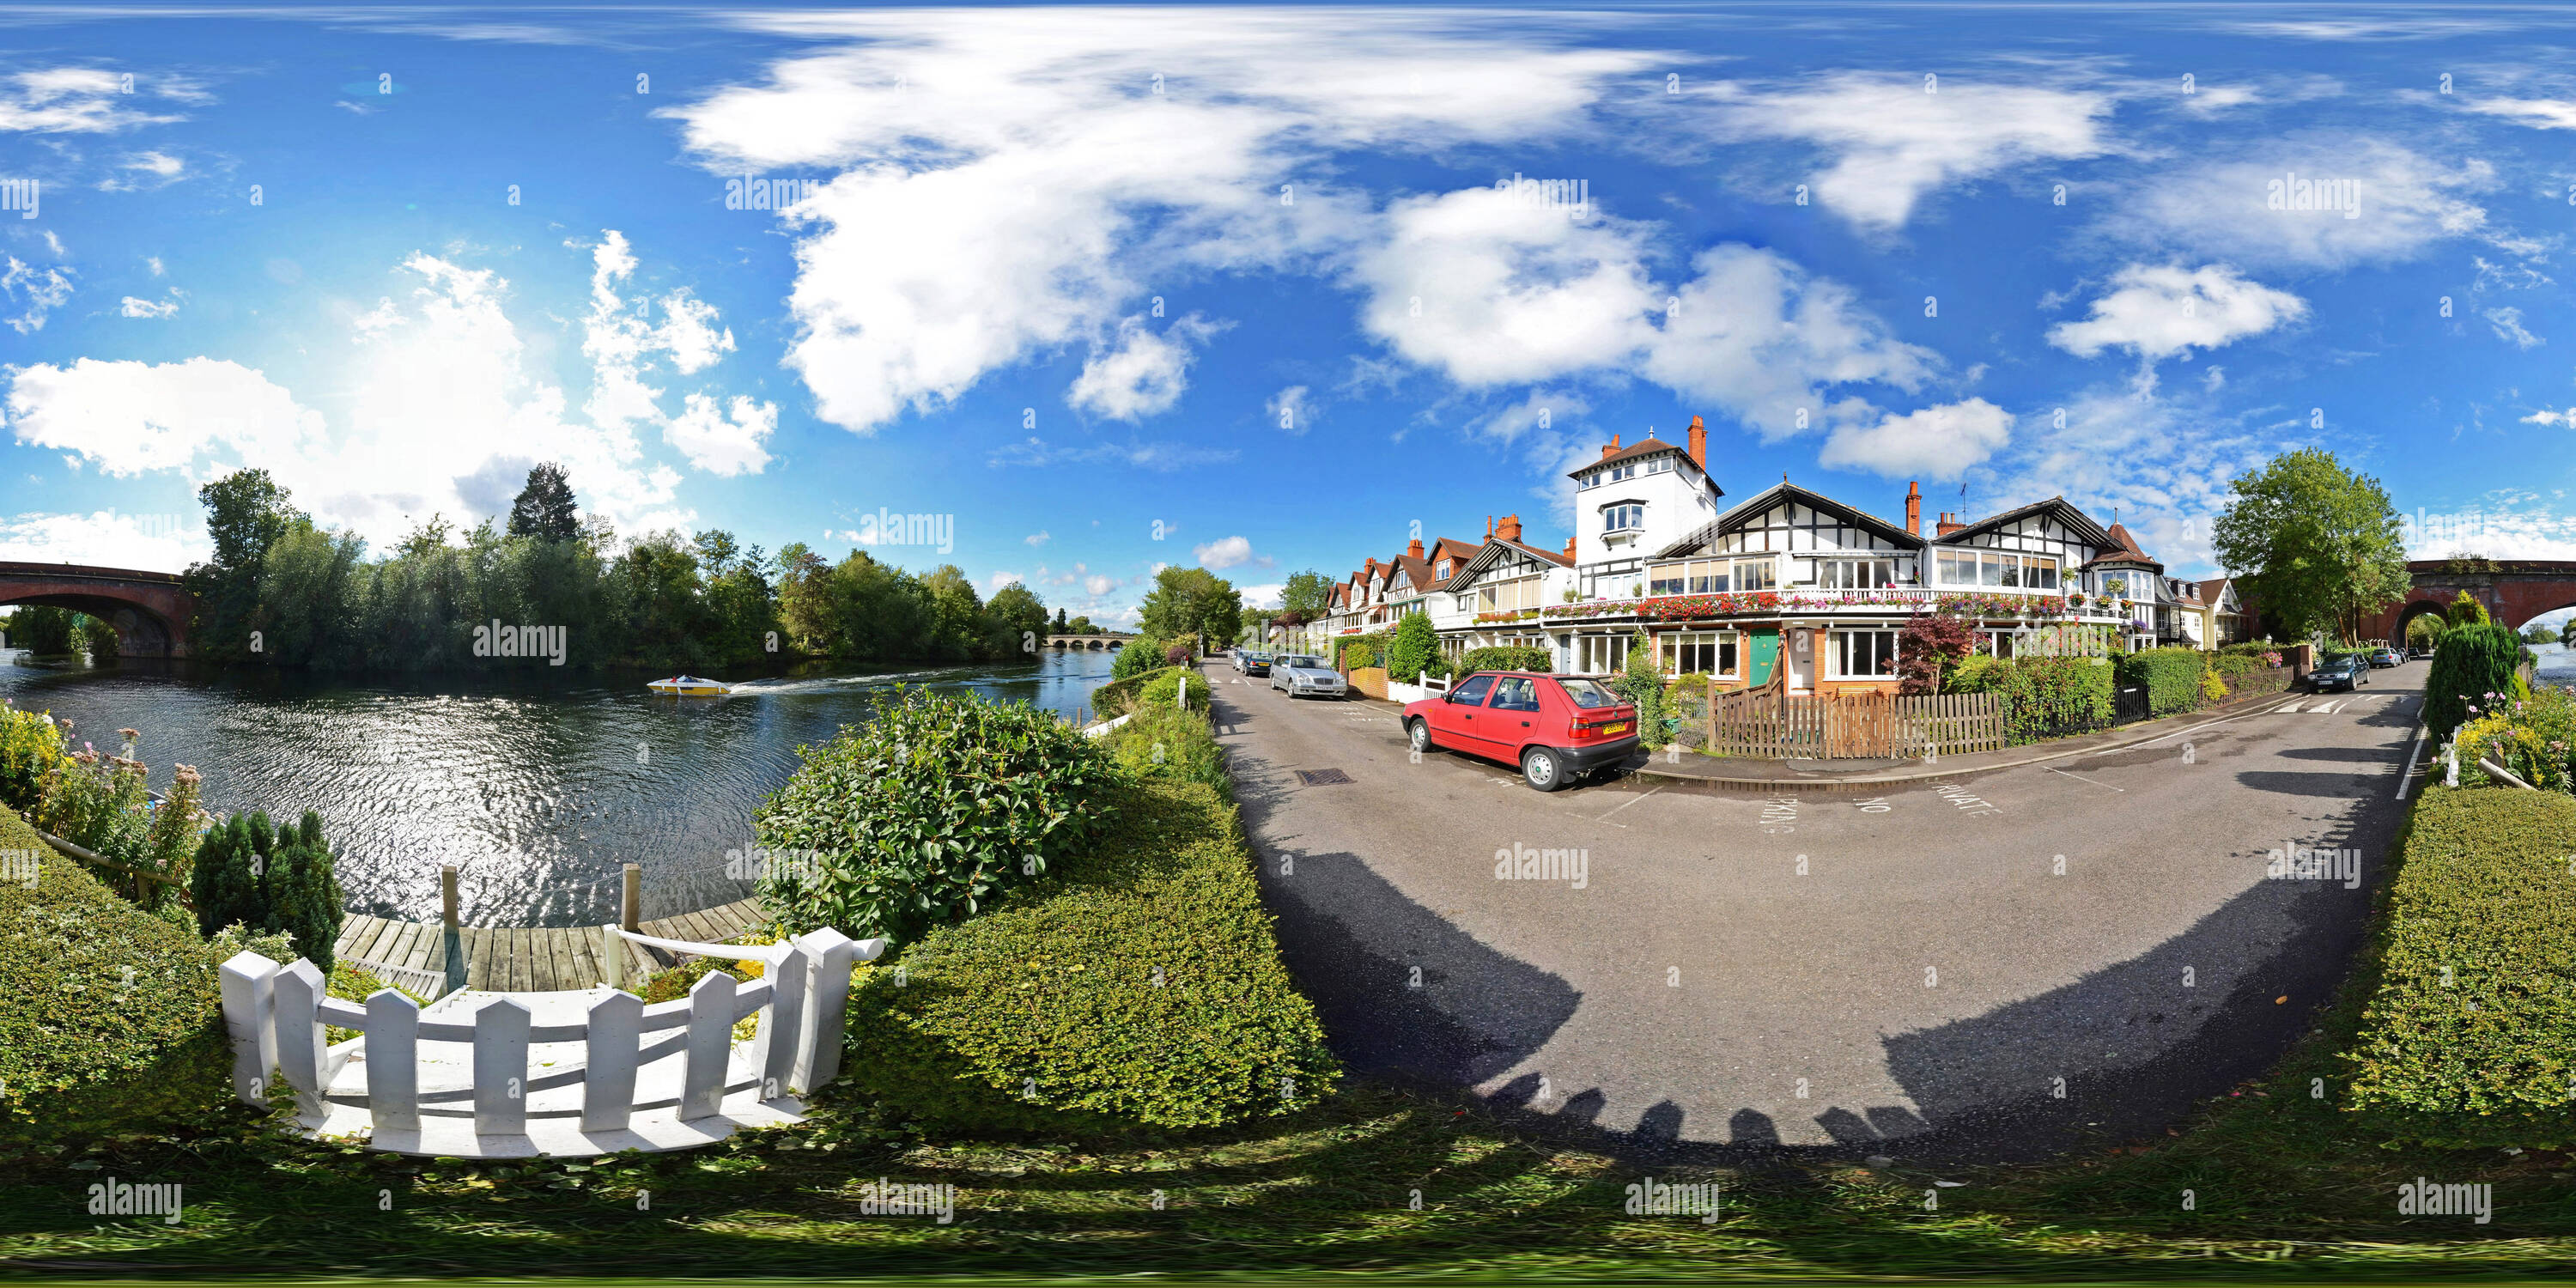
[{"xmin": 331, "ymin": 863, "xmax": 769, "ymax": 993}]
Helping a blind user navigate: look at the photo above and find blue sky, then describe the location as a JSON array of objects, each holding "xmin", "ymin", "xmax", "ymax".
[{"xmin": 4, "ymin": 3, "xmax": 2575, "ymax": 625}]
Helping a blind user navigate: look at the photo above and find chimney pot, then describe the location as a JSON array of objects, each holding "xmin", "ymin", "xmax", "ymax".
[
  {"xmin": 1687, "ymin": 415, "xmax": 1707, "ymax": 471},
  {"xmin": 1905, "ymin": 481, "xmax": 1922, "ymax": 538},
  {"xmin": 1497, "ymin": 513, "xmax": 1523, "ymax": 544},
  {"xmin": 1564, "ymin": 535, "xmax": 1577, "ymax": 560},
  {"xmin": 1406, "ymin": 538, "xmax": 1425, "ymax": 560}
]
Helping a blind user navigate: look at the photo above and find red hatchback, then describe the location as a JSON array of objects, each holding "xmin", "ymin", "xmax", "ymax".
[{"xmin": 1403, "ymin": 671, "xmax": 1641, "ymax": 791}]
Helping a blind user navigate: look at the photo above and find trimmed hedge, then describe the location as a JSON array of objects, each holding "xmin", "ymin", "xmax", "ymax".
[
  {"xmin": 0, "ymin": 803, "xmax": 232, "ymax": 1149},
  {"xmin": 2343, "ymin": 787, "xmax": 2576, "ymax": 1148},
  {"xmin": 1951, "ymin": 655, "xmax": 2114, "ymax": 744},
  {"xmin": 1133, "ymin": 669, "xmax": 1212, "ymax": 713},
  {"xmin": 1332, "ymin": 633, "xmax": 1388, "ymax": 672},
  {"xmin": 845, "ymin": 773, "xmax": 1340, "ymax": 1133},
  {"xmin": 1457, "ymin": 645, "xmax": 1551, "ymax": 675},
  {"xmin": 2116, "ymin": 647, "xmax": 2208, "ymax": 717},
  {"xmin": 1103, "ymin": 702, "xmax": 1230, "ymax": 793},
  {"xmin": 2424, "ymin": 623, "xmax": 2525, "ymax": 744}
]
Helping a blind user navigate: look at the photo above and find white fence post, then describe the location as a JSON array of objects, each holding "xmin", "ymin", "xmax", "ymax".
[
  {"xmin": 792, "ymin": 929, "xmax": 858, "ymax": 1092},
  {"xmin": 218, "ymin": 951, "xmax": 278, "ymax": 1107},
  {"xmin": 472, "ymin": 999, "xmax": 531, "ymax": 1138},
  {"xmin": 368, "ymin": 990, "xmax": 422, "ymax": 1133},
  {"xmin": 273, "ymin": 958, "xmax": 329, "ymax": 1127},
  {"xmin": 599, "ymin": 925, "xmax": 624, "ymax": 991},
  {"xmin": 757, "ymin": 945, "xmax": 808, "ymax": 1102},
  {"xmin": 582, "ymin": 990, "xmax": 643, "ymax": 1133},
  {"xmin": 679, "ymin": 971, "xmax": 735, "ymax": 1121}
]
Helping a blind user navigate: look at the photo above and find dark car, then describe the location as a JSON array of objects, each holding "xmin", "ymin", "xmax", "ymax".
[
  {"xmin": 1401, "ymin": 671, "xmax": 1639, "ymax": 791},
  {"xmin": 1238, "ymin": 650, "xmax": 1273, "ymax": 676},
  {"xmin": 2308, "ymin": 655, "xmax": 2367, "ymax": 693}
]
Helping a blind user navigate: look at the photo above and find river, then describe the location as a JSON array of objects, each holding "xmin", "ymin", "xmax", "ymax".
[{"xmin": 0, "ymin": 648, "xmax": 1122, "ymax": 927}]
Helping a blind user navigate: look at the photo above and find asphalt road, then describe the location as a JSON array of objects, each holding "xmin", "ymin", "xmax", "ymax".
[{"xmin": 1211, "ymin": 658, "xmax": 2426, "ymax": 1163}]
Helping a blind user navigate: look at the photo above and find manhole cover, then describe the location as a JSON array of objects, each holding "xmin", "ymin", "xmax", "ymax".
[{"xmin": 1296, "ymin": 768, "xmax": 1354, "ymax": 786}]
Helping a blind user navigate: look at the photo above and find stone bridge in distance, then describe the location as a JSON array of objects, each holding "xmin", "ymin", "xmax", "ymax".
[
  {"xmin": 2361, "ymin": 559, "xmax": 2576, "ymax": 640},
  {"xmin": 0, "ymin": 562, "xmax": 197, "ymax": 659}
]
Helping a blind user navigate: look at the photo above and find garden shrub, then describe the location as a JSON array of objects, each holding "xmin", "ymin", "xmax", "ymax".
[
  {"xmin": 1332, "ymin": 633, "xmax": 1388, "ymax": 672},
  {"xmin": 1091, "ymin": 665, "xmax": 1203, "ymax": 720},
  {"xmin": 1110, "ymin": 635, "xmax": 1167, "ymax": 681},
  {"xmin": 0, "ymin": 803, "xmax": 233, "ymax": 1150},
  {"xmin": 1387, "ymin": 612, "xmax": 1442, "ymax": 683},
  {"xmin": 1104, "ymin": 699, "xmax": 1230, "ymax": 793},
  {"xmin": 1665, "ymin": 673, "xmax": 1710, "ymax": 748},
  {"xmin": 2117, "ymin": 647, "xmax": 2208, "ymax": 716},
  {"xmin": 2424, "ymin": 623, "xmax": 2524, "ymax": 744},
  {"xmin": 845, "ymin": 774, "xmax": 1338, "ymax": 1133},
  {"xmin": 755, "ymin": 687, "xmax": 1117, "ymax": 945},
  {"xmin": 1132, "ymin": 668, "xmax": 1212, "ymax": 713},
  {"xmin": 2342, "ymin": 787, "xmax": 2576, "ymax": 1148},
  {"xmin": 191, "ymin": 809, "xmax": 343, "ymax": 972},
  {"xmin": 1964, "ymin": 656, "xmax": 2115, "ymax": 744},
  {"xmin": 1612, "ymin": 629, "xmax": 1666, "ymax": 749},
  {"xmin": 1457, "ymin": 645, "xmax": 1550, "ymax": 675},
  {"xmin": 0, "ymin": 702, "xmax": 66, "ymax": 817},
  {"xmin": 2451, "ymin": 684, "xmax": 2576, "ymax": 793}
]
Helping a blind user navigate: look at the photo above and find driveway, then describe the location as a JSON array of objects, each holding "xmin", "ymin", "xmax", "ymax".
[{"xmin": 1212, "ymin": 659, "xmax": 2425, "ymax": 1161}]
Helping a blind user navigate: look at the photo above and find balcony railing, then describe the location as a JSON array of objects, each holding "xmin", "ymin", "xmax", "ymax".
[{"xmin": 1539, "ymin": 586, "xmax": 2134, "ymax": 623}]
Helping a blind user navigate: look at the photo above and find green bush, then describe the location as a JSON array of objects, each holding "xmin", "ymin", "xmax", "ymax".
[
  {"xmin": 191, "ymin": 809, "xmax": 343, "ymax": 971},
  {"xmin": 1332, "ymin": 632, "xmax": 1388, "ymax": 672},
  {"xmin": 1457, "ymin": 645, "xmax": 1550, "ymax": 675},
  {"xmin": 755, "ymin": 687, "xmax": 1118, "ymax": 945},
  {"xmin": 1110, "ymin": 635, "xmax": 1167, "ymax": 681},
  {"xmin": 1133, "ymin": 669, "xmax": 1212, "ymax": 713},
  {"xmin": 1612, "ymin": 629, "xmax": 1666, "ymax": 749},
  {"xmin": 1092, "ymin": 665, "xmax": 1202, "ymax": 720},
  {"xmin": 1103, "ymin": 701, "xmax": 1230, "ymax": 794},
  {"xmin": 2425, "ymin": 623, "xmax": 2525, "ymax": 744},
  {"xmin": 1387, "ymin": 612, "xmax": 1441, "ymax": 683},
  {"xmin": 845, "ymin": 774, "xmax": 1338, "ymax": 1133},
  {"xmin": 2116, "ymin": 647, "xmax": 2208, "ymax": 716},
  {"xmin": 0, "ymin": 803, "xmax": 233, "ymax": 1150},
  {"xmin": 1958, "ymin": 655, "xmax": 2116, "ymax": 744},
  {"xmin": 0, "ymin": 702, "xmax": 65, "ymax": 817},
  {"xmin": 2342, "ymin": 787, "xmax": 2576, "ymax": 1148}
]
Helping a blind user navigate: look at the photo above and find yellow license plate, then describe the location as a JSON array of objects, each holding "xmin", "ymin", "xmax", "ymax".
[{"xmin": 1600, "ymin": 723, "xmax": 1629, "ymax": 735}]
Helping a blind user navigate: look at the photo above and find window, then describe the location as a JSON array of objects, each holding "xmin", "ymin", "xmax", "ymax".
[
  {"xmin": 1556, "ymin": 677, "xmax": 1620, "ymax": 708},
  {"xmin": 1476, "ymin": 576, "xmax": 1541, "ymax": 613},
  {"xmin": 1832, "ymin": 629, "xmax": 1899, "ymax": 678},
  {"xmin": 1489, "ymin": 677, "xmax": 1542, "ymax": 711},
  {"xmin": 1648, "ymin": 556, "xmax": 1777, "ymax": 596},
  {"xmin": 1576, "ymin": 634, "xmax": 1628, "ymax": 674},
  {"xmin": 1449, "ymin": 674, "xmax": 1497, "ymax": 706},
  {"xmin": 1647, "ymin": 456, "xmax": 1673, "ymax": 474},
  {"xmin": 1935, "ymin": 549, "xmax": 2058, "ymax": 590},
  {"xmin": 1816, "ymin": 558, "xmax": 1897, "ymax": 590},
  {"xmin": 1662, "ymin": 629, "xmax": 1741, "ymax": 677},
  {"xmin": 1603, "ymin": 502, "xmax": 1645, "ymax": 532},
  {"xmin": 1438, "ymin": 560, "xmax": 1454, "ymax": 579},
  {"xmin": 1604, "ymin": 462, "xmax": 1637, "ymax": 483},
  {"xmin": 1453, "ymin": 592, "xmax": 1474, "ymax": 613}
]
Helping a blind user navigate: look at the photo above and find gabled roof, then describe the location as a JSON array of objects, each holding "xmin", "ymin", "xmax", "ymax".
[
  {"xmin": 2081, "ymin": 521, "xmax": 2164, "ymax": 572},
  {"xmin": 1932, "ymin": 495, "xmax": 2117, "ymax": 550},
  {"xmin": 1445, "ymin": 536, "xmax": 1571, "ymax": 590},
  {"xmin": 1572, "ymin": 434, "xmax": 1693, "ymax": 477},
  {"xmin": 1393, "ymin": 554, "xmax": 1438, "ymax": 596},
  {"xmin": 2198, "ymin": 577, "xmax": 2238, "ymax": 608},
  {"xmin": 1656, "ymin": 480, "xmax": 1922, "ymax": 560}
]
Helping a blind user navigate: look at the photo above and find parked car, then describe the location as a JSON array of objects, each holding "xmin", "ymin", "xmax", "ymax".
[
  {"xmin": 2308, "ymin": 655, "xmax": 2368, "ymax": 693},
  {"xmin": 1402, "ymin": 671, "xmax": 1639, "ymax": 792},
  {"xmin": 2368, "ymin": 647, "xmax": 2403, "ymax": 668},
  {"xmin": 1237, "ymin": 650, "xmax": 1273, "ymax": 676},
  {"xmin": 1270, "ymin": 654, "xmax": 1346, "ymax": 699}
]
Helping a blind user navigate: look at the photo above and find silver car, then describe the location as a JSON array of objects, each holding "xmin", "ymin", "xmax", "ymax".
[{"xmin": 1270, "ymin": 653, "xmax": 1346, "ymax": 699}]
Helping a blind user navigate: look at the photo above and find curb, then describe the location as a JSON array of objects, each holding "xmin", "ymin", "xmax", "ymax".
[{"xmin": 1628, "ymin": 690, "xmax": 2318, "ymax": 793}]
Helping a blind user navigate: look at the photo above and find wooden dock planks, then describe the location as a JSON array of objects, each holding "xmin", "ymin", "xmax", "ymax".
[{"xmin": 318, "ymin": 894, "xmax": 772, "ymax": 994}]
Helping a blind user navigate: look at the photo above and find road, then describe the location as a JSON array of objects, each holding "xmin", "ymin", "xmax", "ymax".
[{"xmin": 1211, "ymin": 658, "xmax": 2424, "ymax": 1162}]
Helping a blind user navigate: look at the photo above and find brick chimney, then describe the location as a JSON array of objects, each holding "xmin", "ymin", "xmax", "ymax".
[
  {"xmin": 1600, "ymin": 433, "xmax": 1621, "ymax": 461},
  {"xmin": 1485, "ymin": 514, "xmax": 1494, "ymax": 540},
  {"xmin": 1687, "ymin": 415, "xmax": 1706, "ymax": 471},
  {"xmin": 1905, "ymin": 481, "xmax": 1921, "ymax": 538},
  {"xmin": 1935, "ymin": 511, "xmax": 1965, "ymax": 538},
  {"xmin": 1497, "ymin": 513, "xmax": 1523, "ymax": 543},
  {"xmin": 1406, "ymin": 537, "xmax": 1425, "ymax": 560},
  {"xmin": 1563, "ymin": 535, "xmax": 1577, "ymax": 561}
]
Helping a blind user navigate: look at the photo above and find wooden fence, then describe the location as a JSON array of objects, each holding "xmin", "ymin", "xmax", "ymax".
[{"xmin": 1708, "ymin": 687, "xmax": 2005, "ymax": 759}]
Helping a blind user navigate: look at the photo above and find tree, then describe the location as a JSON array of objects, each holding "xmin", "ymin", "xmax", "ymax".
[
  {"xmin": 1053, "ymin": 606, "xmax": 1069, "ymax": 633},
  {"xmin": 1239, "ymin": 605, "xmax": 1277, "ymax": 646},
  {"xmin": 1068, "ymin": 615, "xmax": 1094, "ymax": 635},
  {"xmin": 2425, "ymin": 623, "xmax": 2523, "ymax": 743},
  {"xmin": 984, "ymin": 583, "xmax": 1050, "ymax": 661},
  {"xmin": 2212, "ymin": 449, "xmax": 2410, "ymax": 645},
  {"xmin": 185, "ymin": 468, "xmax": 307, "ymax": 663},
  {"xmin": 2521, "ymin": 621, "xmax": 2556, "ymax": 645},
  {"xmin": 2406, "ymin": 612, "xmax": 2446, "ymax": 653},
  {"xmin": 1388, "ymin": 611, "xmax": 1441, "ymax": 681},
  {"xmin": 2562, "ymin": 617, "xmax": 2576, "ymax": 650},
  {"xmin": 507, "ymin": 462, "xmax": 581, "ymax": 542},
  {"xmin": 919, "ymin": 564, "xmax": 987, "ymax": 661},
  {"xmin": 1139, "ymin": 567, "xmax": 1242, "ymax": 652},
  {"xmin": 2448, "ymin": 590, "xmax": 2489, "ymax": 627},
  {"xmin": 1897, "ymin": 612, "xmax": 1983, "ymax": 695},
  {"xmin": 1280, "ymin": 570, "xmax": 1333, "ymax": 623}
]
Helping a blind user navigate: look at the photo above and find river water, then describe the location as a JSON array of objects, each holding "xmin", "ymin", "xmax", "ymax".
[{"xmin": 0, "ymin": 649, "xmax": 1121, "ymax": 927}]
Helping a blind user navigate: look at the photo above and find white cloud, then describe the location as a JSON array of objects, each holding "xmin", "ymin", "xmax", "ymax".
[
  {"xmin": 2047, "ymin": 264, "xmax": 2308, "ymax": 362},
  {"xmin": 1193, "ymin": 534, "xmax": 1268, "ymax": 571},
  {"xmin": 2465, "ymin": 96, "xmax": 2576, "ymax": 130},
  {"xmin": 2484, "ymin": 306, "xmax": 2544, "ymax": 349},
  {"xmin": 1066, "ymin": 313, "xmax": 1226, "ymax": 421},
  {"xmin": 986, "ymin": 435, "xmax": 1235, "ymax": 471},
  {"xmin": 1356, "ymin": 186, "xmax": 1657, "ymax": 385},
  {"xmin": 2524, "ymin": 407, "xmax": 2574, "ymax": 428},
  {"xmin": 119, "ymin": 295, "xmax": 178, "ymax": 319},
  {"xmin": 981, "ymin": 570, "xmax": 1023, "ymax": 594},
  {"xmin": 1025, "ymin": 530, "xmax": 1050, "ymax": 546},
  {"xmin": 145, "ymin": 257, "xmax": 164, "ymax": 276},
  {"xmin": 1237, "ymin": 581, "xmax": 1285, "ymax": 609},
  {"xmin": 4, "ymin": 356, "xmax": 325, "ymax": 476},
  {"xmin": 2106, "ymin": 135, "xmax": 2493, "ymax": 268},
  {"xmin": 1819, "ymin": 398, "xmax": 2013, "ymax": 480},
  {"xmin": 0, "ymin": 68, "xmax": 183, "ymax": 134},
  {"xmin": 1265, "ymin": 384, "xmax": 1311, "ymax": 435},
  {"xmin": 99, "ymin": 149, "xmax": 185, "ymax": 191},
  {"xmin": 663, "ymin": 10, "xmax": 1655, "ymax": 436},
  {"xmin": 1698, "ymin": 72, "xmax": 2118, "ymax": 230},
  {"xmin": 661, "ymin": 392, "xmax": 775, "ymax": 477},
  {"xmin": 1084, "ymin": 574, "xmax": 1115, "ymax": 597},
  {"xmin": 580, "ymin": 230, "xmax": 738, "ymax": 431},
  {"xmin": 1641, "ymin": 244, "xmax": 1937, "ymax": 440},
  {"xmin": 2, "ymin": 257, "xmax": 74, "ymax": 333},
  {"xmin": 0, "ymin": 508, "xmax": 204, "ymax": 567}
]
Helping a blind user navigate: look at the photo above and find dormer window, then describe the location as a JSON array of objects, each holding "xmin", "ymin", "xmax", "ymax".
[
  {"xmin": 1648, "ymin": 457, "xmax": 1673, "ymax": 474},
  {"xmin": 1438, "ymin": 559, "xmax": 1454, "ymax": 578},
  {"xmin": 1604, "ymin": 502, "xmax": 1645, "ymax": 532}
]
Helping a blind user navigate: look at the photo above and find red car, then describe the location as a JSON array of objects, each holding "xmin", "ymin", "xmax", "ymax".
[{"xmin": 1402, "ymin": 671, "xmax": 1640, "ymax": 791}]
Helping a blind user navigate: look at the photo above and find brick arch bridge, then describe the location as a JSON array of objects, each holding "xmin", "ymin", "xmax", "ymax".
[
  {"xmin": 0, "ymin": 562, "xmax": 195, "ymax": 659},
  {"xmin": 2362, "ymin": 560, "xmax": 2576, "ymax": 641}
]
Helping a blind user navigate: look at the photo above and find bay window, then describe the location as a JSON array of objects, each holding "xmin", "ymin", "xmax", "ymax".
[
  {"xmin": 1815, "ymin": 558, "xmax": 1898, "ymax": 589},
  {"xmin": 1935, "ymin": 550, "xmax": 2059, "ymax": 591},
  {"xmin": 1647, "ymin": 556, "xmax": 1777, "ymax": 597}
]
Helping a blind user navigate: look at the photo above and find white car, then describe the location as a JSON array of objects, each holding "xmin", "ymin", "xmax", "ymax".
[{"xmin": 1269, "ymin": 653, "xmax": 1346, "ymax": 699}]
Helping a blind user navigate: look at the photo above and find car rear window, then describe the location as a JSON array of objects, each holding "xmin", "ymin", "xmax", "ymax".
[{"xmin": 1555, "ymin": 677, "xmax": 1620, "ymax": 708}]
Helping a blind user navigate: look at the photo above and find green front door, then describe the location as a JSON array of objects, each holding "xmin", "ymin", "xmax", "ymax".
[{"xmin": 1747, "ymin": 629, "xmax": 1780, "ymax": 686}]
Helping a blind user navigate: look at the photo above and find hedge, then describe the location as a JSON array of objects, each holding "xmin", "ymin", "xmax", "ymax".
[
  {"xmin": 1457, "ymin": 645, "xmax": 1551, "ymax": 675},
  {"xmin": 1103, "ymin": 702, "xmax": 1230, "ymax": 794},
  {"xmin": 2116, "ymin": 647, "xmax": 2208, "ymax": 717},
  {"xmin": 1332, "ymin": 633, "xmax": 1388, "ymax": 672},
  {"xmin": 2342, "ymin": 787, "xmax": 2576, "ymax": 1148},
  {"xmin": 1133, "ymin": 669, "xmax": 1212, "ymax": 713},
  {"xmin": 0, "ymin": 802, "xmax": 233, "ymax": 1150},
  {"xmin": 2424, "ymin": 623, "xmax": 2524, "ymax": 744},
  {"xmin": 1092, "ymin": 665, "xmax": 1204, "ymax": 720},
  {"xmin": 844, "ymin": 772, "xmax": 1340, "ymax": 1133},
  {"xmin": 1951, "ymin": 655, "xmax": 2114, "ymax": 744}
]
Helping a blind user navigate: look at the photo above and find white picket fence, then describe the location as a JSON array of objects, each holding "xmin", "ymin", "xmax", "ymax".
[
  {"xmin": 221, "ymin": 924, "xmax": 885, "ymax": 1157},
  {"xmin": 1384, "ymin": 671, "xmax": 1453, "ymax": 705}
]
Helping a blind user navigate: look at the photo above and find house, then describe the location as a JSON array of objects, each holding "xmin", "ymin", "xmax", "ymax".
[
  {"xmin": 2198, "ymin": 578, "xmax": 2250, "ymax": 645},
  {"xmin": 1430, "ymin": 513, "xmax": 1573, "ymax": 659}
]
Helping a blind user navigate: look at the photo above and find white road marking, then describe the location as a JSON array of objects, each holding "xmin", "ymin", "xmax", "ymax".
[
  {"xmin": 2311, "ymin": 700, "xmax": 2342, "ymax": 715},
  {"xmin": 2397, "ymin": 721, "xmax": 2427, "ymax": 800},
  {"xmin": 2110, "ymin": 696, "xmax": 2312, "ymax": 752},
  {"xmin": 2046, "ymin": 766, "xmax": 2126, "ymax": 793},
  {"xmin": 1595, "ymin": 785, "xmax": 1662, "ymax": 821},
  {"xmin": 2278, "ymin": 701, "xmax": 2306, "ymax": 714}
]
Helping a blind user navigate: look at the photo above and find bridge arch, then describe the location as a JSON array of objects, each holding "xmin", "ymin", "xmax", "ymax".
[{"xmin": 0, "ymin": 563, "xmax": 194, "ymax": 659}]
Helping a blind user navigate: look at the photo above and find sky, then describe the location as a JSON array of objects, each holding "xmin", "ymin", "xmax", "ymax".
[{"xmin": 4, "ymin": 3, "xmax": 2576, "ymax": 627}]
